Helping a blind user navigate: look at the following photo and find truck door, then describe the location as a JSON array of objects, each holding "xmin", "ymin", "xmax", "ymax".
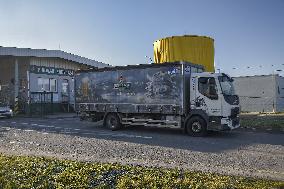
[{"xmin": 194, "ymin": 77, "xmax": 222, "ymax": 117}]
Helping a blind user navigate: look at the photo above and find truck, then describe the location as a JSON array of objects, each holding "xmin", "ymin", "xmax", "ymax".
[{"xmin": 75, "ymin": 62, "xmax": 240, "ymax": 136}]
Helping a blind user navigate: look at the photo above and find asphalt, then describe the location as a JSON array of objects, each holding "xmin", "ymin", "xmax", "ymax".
[{"xmin": 0, "ymin": 116, "xmax": 283, "ymax": 180}]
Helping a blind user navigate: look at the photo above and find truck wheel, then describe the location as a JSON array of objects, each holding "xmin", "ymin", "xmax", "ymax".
[
  {"xmin": 186, "ymin": 116, "xmax": 207, "ymax": 137},
  {"xmin": 104, "ymin": 113, "xmax": 121, "ymax": 131}
]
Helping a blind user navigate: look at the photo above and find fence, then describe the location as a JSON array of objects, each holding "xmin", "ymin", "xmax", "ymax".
[
  {"xmin": 239, "ymin": 96, "xmax": 284, "ymax": 113},
  {"xmin": 29, "ymin": 92, "xmax": 54, "ymax": 116}
]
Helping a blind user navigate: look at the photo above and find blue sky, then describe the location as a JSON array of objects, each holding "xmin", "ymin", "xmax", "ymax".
[{"xmin": 0, "ymin": 0, "xmax": 283, "ymax": 76}]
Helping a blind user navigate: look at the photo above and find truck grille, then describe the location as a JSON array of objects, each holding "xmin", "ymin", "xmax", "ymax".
[
  {"xmin": 232, "ymin": 117, "xmax": 240, "ymax": 127},
  {"xmin": 231, "ymin": 107, "xmax": 240, "ymax": 118}
]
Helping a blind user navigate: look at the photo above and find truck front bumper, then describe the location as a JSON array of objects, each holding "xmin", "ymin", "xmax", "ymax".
[
  {"xmin": 208, "ymin": 116, "xmax": 240, "ymax": 131},
  {"xmin": 221, "ymin": 117, "xmax": 240, "ymax": 130}
]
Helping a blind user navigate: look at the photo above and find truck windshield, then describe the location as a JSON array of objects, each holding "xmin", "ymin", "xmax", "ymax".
[{"xmin": 218, "ymin": 75, "xmax": 236, "ymax": 96}]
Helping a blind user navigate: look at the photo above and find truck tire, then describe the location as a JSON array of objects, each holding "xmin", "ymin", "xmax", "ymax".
[
  {"xmin": 104, "ymin": 113, "xmax": 121, "ymax": 131},
  {"xmin": 186, "ymin": 116, "xmax": 207, "ymax": 137}
]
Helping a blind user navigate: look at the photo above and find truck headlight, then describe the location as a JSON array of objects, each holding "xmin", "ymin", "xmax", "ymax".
[{"xmin": 9, "ymin": 109, "xmax": 12, "ymax": 113}]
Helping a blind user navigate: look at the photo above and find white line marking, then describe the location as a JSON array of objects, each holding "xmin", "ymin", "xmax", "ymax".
[
  {"xmin": 21, "ymin": 123, "xmax": 28, "ymax": 125},
  {"xmin": 24, "ymin": 129, "xmax": 34, "ymax": 132},
  {"xmin": 62, "ymin": 131, "xmax": 78, "ymax": 134},
  {"xmin": 31, "ymin": 123, "xmax": 38, "ymax": 126},
  {"xmin": 143, "ymin": 136, "xmax": 152, "ymax": 139},
  {"xmin": 81, "ymin": 132, "xmax": 93, "ymax": 135},
  {"xmin": 74, "ymin": 128, "xmax": 81, "ymax": 131},
  {"xmin": 11, "ymin": 122, "xmax": 17, "ymax": 124},
  {"xmin": 1, "ymin": 127, "xmax": 11, "ymax": 130},
  {"xmin": 37, "ymin": 125, "xmax": 55, "ymax": 128}
]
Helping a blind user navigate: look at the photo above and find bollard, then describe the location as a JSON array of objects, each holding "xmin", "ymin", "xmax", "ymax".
[{"xmin": 14, "ymin": 97, "xmax": 19, "ymax": 115}]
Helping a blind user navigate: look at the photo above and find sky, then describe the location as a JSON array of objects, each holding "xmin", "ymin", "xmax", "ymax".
[{"xmin": 0, "ymin": 0, "xmax": 283, "ymax": 77}]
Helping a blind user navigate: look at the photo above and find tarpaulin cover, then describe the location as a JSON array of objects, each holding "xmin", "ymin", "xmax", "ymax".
[{"xmin": 154, "ymin": 35, "xmax": 214, "ymax": 72}]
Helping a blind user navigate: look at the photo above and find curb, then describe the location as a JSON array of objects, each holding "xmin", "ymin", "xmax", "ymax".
[{"xmin": 239, "ymin": 127, "xmax": 284, "ymax": 134}]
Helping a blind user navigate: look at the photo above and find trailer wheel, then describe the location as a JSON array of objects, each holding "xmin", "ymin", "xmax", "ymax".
[
  {"xmin": 186, "ymin": 116, "xmax": 207, "ymax": 137},
  {"xmin": 104, "ymin": 113, "xmax": 121, "ymax": 131}
]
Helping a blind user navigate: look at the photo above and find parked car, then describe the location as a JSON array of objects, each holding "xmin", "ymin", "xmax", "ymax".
[{"xmin": 0, "ymin": 103, "xmax": 13, "ymax": 118}]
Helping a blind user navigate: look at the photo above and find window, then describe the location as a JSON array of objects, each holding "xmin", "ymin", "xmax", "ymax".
[
  {"xmin": 50, "ymin": 78, "xmax": 57, "ymax": 92},
  {"xmin": 198, "ymin": 77, "xmax": 218, "ymax": 100},
  {"xmin": 191, "ymin": 67, "xmax": 198, "ymax": 73},
  {"xmin": 38, "ymin": 77, "xmax": 49, "ymax": 91},
  {"xmin": 62, "ymin": 79, "xmax": 69, "ymax": 95},
  {"xmin": 218, "ymin": 75, "xmax": 236, "ymax": 96},
  {"xmin": 37, "ymin": 77, "xmax": 57, "ymax": 92},
  {"xmin": 197, "ymin": 68, "xmax": 204, "ymax": 73}
]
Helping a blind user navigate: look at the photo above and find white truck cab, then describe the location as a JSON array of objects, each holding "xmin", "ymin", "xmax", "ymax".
[{"xmin": 189, "ymin": 72, "xmax": 240, "ymax": 133}]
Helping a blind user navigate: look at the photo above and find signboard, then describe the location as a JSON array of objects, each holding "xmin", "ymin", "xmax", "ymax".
[{"xmin": 30, "ymin": 65, "xmax": 74, "ymax": 76}]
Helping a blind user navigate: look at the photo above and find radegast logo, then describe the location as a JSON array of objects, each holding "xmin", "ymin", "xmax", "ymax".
[{"xmin": 113, "ymin": 75, "xmax": 131, "ymax": 90}]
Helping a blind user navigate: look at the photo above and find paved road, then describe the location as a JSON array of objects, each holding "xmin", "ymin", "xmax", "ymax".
[{"xmin": 0, "ymin": 117, "xmax": 283, "ymax": 180}]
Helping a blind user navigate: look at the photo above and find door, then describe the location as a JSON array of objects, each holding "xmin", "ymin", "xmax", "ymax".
[
  {"xmin": 62, "ymin": 79, "xmax": 69, "ymax": 103},
  {"xmin": 193, "ymin": 77, "xmax": 222, "ymax": 117}
]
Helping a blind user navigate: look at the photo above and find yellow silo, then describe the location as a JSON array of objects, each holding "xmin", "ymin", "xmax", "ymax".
[{"xmin": 153, "ymin": 35, "xmax": 214, "ymax": 72}]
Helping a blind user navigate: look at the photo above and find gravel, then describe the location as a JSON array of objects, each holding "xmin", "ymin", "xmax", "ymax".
[{"xmin": 0, "ymin": 126, "xmax": 283, "ymax": 181}]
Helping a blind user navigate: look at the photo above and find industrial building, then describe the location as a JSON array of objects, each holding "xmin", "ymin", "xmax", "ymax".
[
  {"xmin": 233, "ymin": 74, "xmax": 284, "ymax": 113},
  {"xmin": 0, "ymin": 46, "xmax": 108, "ymax": 114}
]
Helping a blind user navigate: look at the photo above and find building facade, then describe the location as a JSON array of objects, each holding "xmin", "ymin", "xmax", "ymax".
[
  {"xmin": 0, "ymin": 46, "xmax": 108, "ymax": 114},
  {"xmin": 233, "ymin": 74, "xmax": 284, "ymax": 113}
]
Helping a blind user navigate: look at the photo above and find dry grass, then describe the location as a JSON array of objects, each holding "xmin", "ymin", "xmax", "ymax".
[
  {"xmin": 0, "ymin": 154, "xmax": 283, "ymax": 189},
  {"xmin": 240, "ymin": 113, "xmax": 284, "ymax": 131}
]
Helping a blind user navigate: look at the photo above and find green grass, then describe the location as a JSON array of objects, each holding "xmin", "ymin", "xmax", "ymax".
[
  {"xmin": 0, "ymin": 154, "xmax": 283, "ymax": 188},
  {"xmin": 240, "ymin": 114, "xmax": 284, "ymax": 131}
]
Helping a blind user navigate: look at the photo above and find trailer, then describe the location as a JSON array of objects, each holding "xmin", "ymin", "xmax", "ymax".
[{"xmin": 75, "ymin": 62, "xmax": 240, "ymax": 136}]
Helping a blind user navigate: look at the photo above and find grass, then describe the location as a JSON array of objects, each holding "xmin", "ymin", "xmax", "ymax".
[
  {"xmin": 240, "ymin": 113, "xmax": 284, "ymax": 131},
  {"xmin": 0, "ymin": 154, "xmax": 283, "ymax": 188}
]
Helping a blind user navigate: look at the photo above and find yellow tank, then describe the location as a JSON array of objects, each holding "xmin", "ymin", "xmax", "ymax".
[{"xmin": 153, "ymin": 35, "xmax": 214, "ymax": 72}]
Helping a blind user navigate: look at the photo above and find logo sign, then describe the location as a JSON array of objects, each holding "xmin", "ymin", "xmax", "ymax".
[
  {"xmin": 185, "ymin": 66, "xmax": 191, "ymax": 73},
  {"xmin": 113, "ymin": 75, "xmax": 131, "ymax": 90},
  {"xmin": 30, "ymin": 65, "xmax": 74, "ymax": 76},
  {"xmin": 167, "ymin": 67, "xmax": 181, "ymax": 75}
]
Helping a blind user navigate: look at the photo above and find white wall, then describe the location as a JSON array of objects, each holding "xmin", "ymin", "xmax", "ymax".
[
  {"xmin": 233, "ymin": 75, "xmax": 277, "ymax": 112},
  {"xmin": 276, "ymin": 75, "xmax": 284, "ymax": 112}
]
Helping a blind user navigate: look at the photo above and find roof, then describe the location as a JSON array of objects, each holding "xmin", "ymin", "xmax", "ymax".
[
  {"xmin": 0, "ymin": 46, "xmax": 109, "ymax": 68},
  {"xmin": 154, "ymin": 35, "xmax": 214, "ymax": 43},
  {"xmin": 76, "ymin": 61, "xmax": 204, "ymax": 73}
]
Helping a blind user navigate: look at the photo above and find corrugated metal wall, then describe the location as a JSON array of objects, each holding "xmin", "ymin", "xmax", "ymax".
[
  {"xmin": 233, "ymin": 75, "xmax": 284, "ymax": 112},
  {"xmin": 276, "ymin": 76, "xmax": 284, "ymax": 112},
  {"xmin": 30, "ymin": 57, "xmax": 80, "ymax": 70}
]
